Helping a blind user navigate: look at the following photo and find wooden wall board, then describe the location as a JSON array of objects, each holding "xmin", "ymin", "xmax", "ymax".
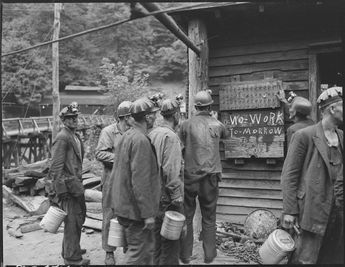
[
  {"xmin": 209, "ymin": 59, "xmax": 308, "ymax": 77},
  {"xmin": 219, "ymin": 188, "xmax": 282, "ymax": 200},
  {"xmin": 218, "ymin": 80, "xmax": 283, "ymax": 110},
  {"xmin": 221, "ymin": 109, "xmax": 285, "ymax": 158},
  {"xmin": 219, "ymin": 180, "xmax": 281, "ymax": 190},
  {"xmin": 221, "ymin": 171, "xmax": 281, "ymax": 181},
  {"xmin": 221, "ymin": 159, "xmax": 283, "ymax": 171},
  {"xmin": 217, "ymin": 205, "xmax": 282, "ymax": 216},
  {"xmin": 209, "ymin": 49, "xmax": 308, "ymax": 67},
  {"xmin": 218, "ymin": 196, "xmax": 283, "ymax": 209},
  {"xmin": 209, "ymin": 70, "xmax": 309, "ymax": 86}
]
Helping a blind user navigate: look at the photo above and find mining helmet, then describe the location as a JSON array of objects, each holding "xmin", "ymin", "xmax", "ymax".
[
  {"xmin": 194, "ymin": 90, "xmax": 213, "ymax": 107},
  {"xmin": 130, "ymin": 97, "xmax": 160, "ymax": 116},
  {"xmin": 117, "ymin": 101, "xmax": 132, "ymax": 118},
  {"xmin": 160, "ymin": 99, "xmax": 180, "ymax": 116},
  {"xmin": 290, "ymin": 96, "xmax": 312, "ymax": 117},
  {"xmin": 59, "ymin": 101, "xmax": 80, "ymax": 118},
  {"xmin": 317, "ymin": 86, "xmax": 343, "ymax": 109}
]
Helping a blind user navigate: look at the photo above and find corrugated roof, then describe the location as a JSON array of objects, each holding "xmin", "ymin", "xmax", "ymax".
[{"xmin": 40, "ymin": 93, "xmax": 110, "ymax": 106}]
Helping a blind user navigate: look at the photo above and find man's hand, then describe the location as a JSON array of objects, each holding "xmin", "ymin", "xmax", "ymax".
[
  {"xmin": 171, "ymin": 196, "xmax": 184, "ymax": 207},
  {"xmin": 276, "ymin": 89, "xmax": 288, "ymax": 104},
  {"xmin": 210, "ymin": 110, "xmax": 218, "ymax": 119},
  {"xmin": 143, "ymin": 217, "xmax": 155, "ymax": 231},
  {"xmin": 282, "ymin": 214, "xmax": 298, "ymax": 229}
]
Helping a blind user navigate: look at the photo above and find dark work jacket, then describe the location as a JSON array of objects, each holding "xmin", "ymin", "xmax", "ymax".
[
  {"xmin": 286, "ymin": 118, "xmax": 314, "ymax": 147},
  {"xmin": 48, "ymin": 127, "xmax": 85, "ymax": 199},
  {"xmin": 281, "ymin": 122, "xmax": 343, "ymax": 235},
  {"xmin": 148, "ymin": 124, "xmax": 184, "ymax": 218},
  {"xmin": 179, "ymin": 111, "xmax": 226, "ymax": 184},
  {"xmin": 95, "ymin": 123, "xmax": 123, "ymax": 208},
  {"xmin": 111, "ymin": 122, "xmax": 160, "ymax": 221}
]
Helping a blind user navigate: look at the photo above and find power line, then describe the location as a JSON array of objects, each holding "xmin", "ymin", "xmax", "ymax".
[{"xmin": 1, "ymin": 2, "xmax": 218, "ymax": 58}]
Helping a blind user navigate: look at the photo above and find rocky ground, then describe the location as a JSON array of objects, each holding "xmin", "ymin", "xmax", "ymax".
[{"xmin": 3, "ymin": 197, "xmax": 256, "ymax": 265}]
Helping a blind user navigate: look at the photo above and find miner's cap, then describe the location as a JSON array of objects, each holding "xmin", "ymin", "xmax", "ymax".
[{"xmin": 317, "ymin": 86, "xmax": 343, "ymax": 109}]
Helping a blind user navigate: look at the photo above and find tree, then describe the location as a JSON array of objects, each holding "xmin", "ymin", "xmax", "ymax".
[{"xmin": 97, "ymin": 57, "xmax": 161, "ymax": 114}]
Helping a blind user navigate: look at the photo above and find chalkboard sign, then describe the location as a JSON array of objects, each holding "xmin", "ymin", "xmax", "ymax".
[
  {"xmin": 221, "ymin": 109, "xmax": 285, "ymax": 158},
  {"xmin": 219, "ymin": 79, "xmax": 283, "ymax": 110}
]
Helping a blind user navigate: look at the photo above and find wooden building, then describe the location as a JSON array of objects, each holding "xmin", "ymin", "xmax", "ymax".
[
  {"xmin": 171, "ymin": 1, "xmax": 344, "ymax": 224},
  {"xmin": 39, "ymin": 85, "xmax": 109, "ymax": 116}
]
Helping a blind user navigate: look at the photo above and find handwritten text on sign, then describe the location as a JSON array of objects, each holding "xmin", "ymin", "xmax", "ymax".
[{"xmin": 221, "ymin": 109, "xmax": 285, "ymax": 158}]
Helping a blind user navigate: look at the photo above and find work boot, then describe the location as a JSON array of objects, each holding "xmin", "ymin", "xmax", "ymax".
[
  {"xmin": 105, "ymin": 252, "xmax": 115, "ymax": 265},
  {"xmin": 64, "ymin": 258, "xmax": 90, "ymax": 265}
]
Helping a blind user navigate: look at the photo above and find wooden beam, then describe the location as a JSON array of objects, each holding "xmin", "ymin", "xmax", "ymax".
[
  {"xmin": 188, "ymin": 19, "xmax": 209, "ymax": 117},
  {"xmin": 140, "ymin": 2, "xmax": 200, "ymax": 56},
  {"xmin": 52, "ymin": 3, "xmax": 62, "ymax": 141},
  {"xmin": 308, "ymin": 54, "xmax": 319, "ymax": 122}
]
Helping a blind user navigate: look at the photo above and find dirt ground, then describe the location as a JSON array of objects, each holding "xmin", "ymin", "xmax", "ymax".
[{"xmin": 2, "ymin": 198, "xmax": 249, "ymax": 265}]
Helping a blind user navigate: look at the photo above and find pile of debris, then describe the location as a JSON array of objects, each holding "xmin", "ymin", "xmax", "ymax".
[
  {"xmin": 216, "ymin": 222, "xmax": 263, "ymax": 264},
  {"xmin": 3, "ymin": 159, "xmax": 102, "ymax": 198}
]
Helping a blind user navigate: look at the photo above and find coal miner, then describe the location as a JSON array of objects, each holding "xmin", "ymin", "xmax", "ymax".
[
  {"xmin": 47, "ymin": 102, "xmax": 90, "ymax": 265},
  {"xmin": 148, "ymin": 99, "xmax": 185, "ymax": 265},
  {"xmin": 111, "ymin": 97, "xmax": 161, "ymax": 265},
  {"xmin": 179, "ymin": 90, "xmax": 227, "ymax": 264},
  {"xmin": 276, "ymin": 90, "xmax": 314, "ymax": 146},
  {"xmin": 95, "ymin": 100, "xmax": 132, "ymax": 265},
  {"xmin": 281, "ymin": 86, "xmax": 343, "ymax": 264}
]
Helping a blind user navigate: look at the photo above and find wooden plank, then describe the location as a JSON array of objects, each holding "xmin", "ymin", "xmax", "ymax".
[
  {"xmin": 209, "ymin": 40, "xmax": 310, "ymax": 58},
  {"xmin": 308, "ymin": 54, "xmax": 319, "ymax": 122},
  {"xmin": 84, "ymin": 189, "xmax": 102, "ymax": 202},
  {"xmin": 209, "ymin": 70, "xmax": 309, "ymax": 88},
  {"xmin": 220, "ymin": 109, "xmax": 285, "ymax": 158},
  {"xmin": 216, "ymin": 214, "xmax": 248, "ymax": 225},
  {"xmin": 209, "ymin": 59, "xmax": 308, "ymax": 77},
  {"xmin": 188, "ymin": 19, "xmax": 208, "ymax": 117},
  {"xmin": 83, "ymin": 217, "xmax": 102, "ymax": 231},
  {"xmin": 219, "ymin": 180, "xmax": 282, "ymax": 190},
  {"xmin": 221, "ymin": 171, "xmax": 281, "ymax": 181},
  {"xmin": 86, "ymin": 212, "xmax": 103, "ymax": 221},
  {"xmin": 82, "ymin": 177, "xmax": 101, "ymax": 187},
  {"xmin": 219, "ymin": 80, "xmax": 283, "ymax": 110},
  {"xmin": 86, "ymin": 202, "xmax": 102, "ymax": 213},
  {"xmin": 221, "ymin": 159, "xmax": 283, "ymax": 171},
  {"xmin": 217, "ymin": 205, "xmax": 282, "ymax": 216},
  {"xmin": 209, "ymin": 49, "xmax": 308, "ymax": 67},
  {"xmin": 3, "ymin": 185, "xmax": 50, "ymax": 215},
  {"xmin": 218, "ymin": 196, "xmax": 283, "ymax": 209},
  {"xmin": 219, "ymin": 187, "xmax": 282, "ymax": 200}
]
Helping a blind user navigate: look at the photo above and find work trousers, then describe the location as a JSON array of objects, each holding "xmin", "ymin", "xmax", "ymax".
[
  {"xmin": 180, "ymin": 173, "xmax": 219, "ymax": 261},
  {"xmin": 102, "ymin": 207, "xmax": 116, "ymax": 252},
  {"xmin": 154, "ymin": 215, "xmax": 180, "ymax": 265},
  {"xmin": 117, "ymin": 216, "xmax": 155, "ymax": 265},
  {"xmin": 289, "ymin": 203, "xmax": 344, "ymax": 264},
  {"xmin": 60, "ymin": 196, "xmax": 86, "ymax": 261}
]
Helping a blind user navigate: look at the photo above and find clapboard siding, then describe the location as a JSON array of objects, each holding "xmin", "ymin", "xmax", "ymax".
[{"xmin": 219, "ymin": 188, "xmax": 282, "ymax": 200}]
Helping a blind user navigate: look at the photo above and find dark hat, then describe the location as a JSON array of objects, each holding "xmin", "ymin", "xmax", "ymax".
[
  {"xmin": 160, "ymin": 99, "xmax": 180, "ymax": 116},
  {"xmin": 59, "ymin": 102, "xmax": 80, "ymax": 118},
  {"xmin": 130, "ymin": 97, "xmax": 159, "ymax": 116},
  {"xmin": 291, "ymin": 96, "xmax": 312, "ymax": 116},
  {"xmin": 317, "ymin": 86, "xmax": 343, "ymax": 109}
]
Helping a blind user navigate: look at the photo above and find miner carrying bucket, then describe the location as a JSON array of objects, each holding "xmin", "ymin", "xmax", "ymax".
[{"xmin": 47, "ymin": 102, "xmax": 90, "ymax": 265}]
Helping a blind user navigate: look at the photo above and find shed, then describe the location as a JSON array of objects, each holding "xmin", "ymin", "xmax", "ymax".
[
  {"xmin": 170, "ymin": 1, "xmax": 344, "ymax": 224},
  {"xmin": 39, "ymin": 86, "xmax": 110, "ymax": 116}
]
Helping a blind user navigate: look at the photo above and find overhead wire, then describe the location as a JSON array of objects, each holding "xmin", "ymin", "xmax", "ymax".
[{"xmin": 1, "ymin": 2, "xmax": 226, "ymax": 58}]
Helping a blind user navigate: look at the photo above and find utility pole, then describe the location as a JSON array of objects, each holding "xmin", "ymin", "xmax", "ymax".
[{"xmin": 52, "ymin": 3, "xmax": 62, "ymax": 140}]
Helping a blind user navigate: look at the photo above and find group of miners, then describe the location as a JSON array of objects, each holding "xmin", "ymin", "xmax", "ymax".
[{"xmin": 47, "ymin": 86, "xmax": 343, "ymax": 265}]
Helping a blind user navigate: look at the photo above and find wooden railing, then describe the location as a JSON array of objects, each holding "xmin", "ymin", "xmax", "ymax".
[{"xmin": 2, "ymin": 115, "xmax": 115, "ymax": 139}]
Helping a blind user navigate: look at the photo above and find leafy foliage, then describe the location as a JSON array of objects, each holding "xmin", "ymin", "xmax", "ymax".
[
  {"xmin": 97, "ymin": 57, "xmax": 161, "ymax": 114},
  {"xmin": 2, "ymin": 2, "xmax": 187, "ymax": 106}
]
